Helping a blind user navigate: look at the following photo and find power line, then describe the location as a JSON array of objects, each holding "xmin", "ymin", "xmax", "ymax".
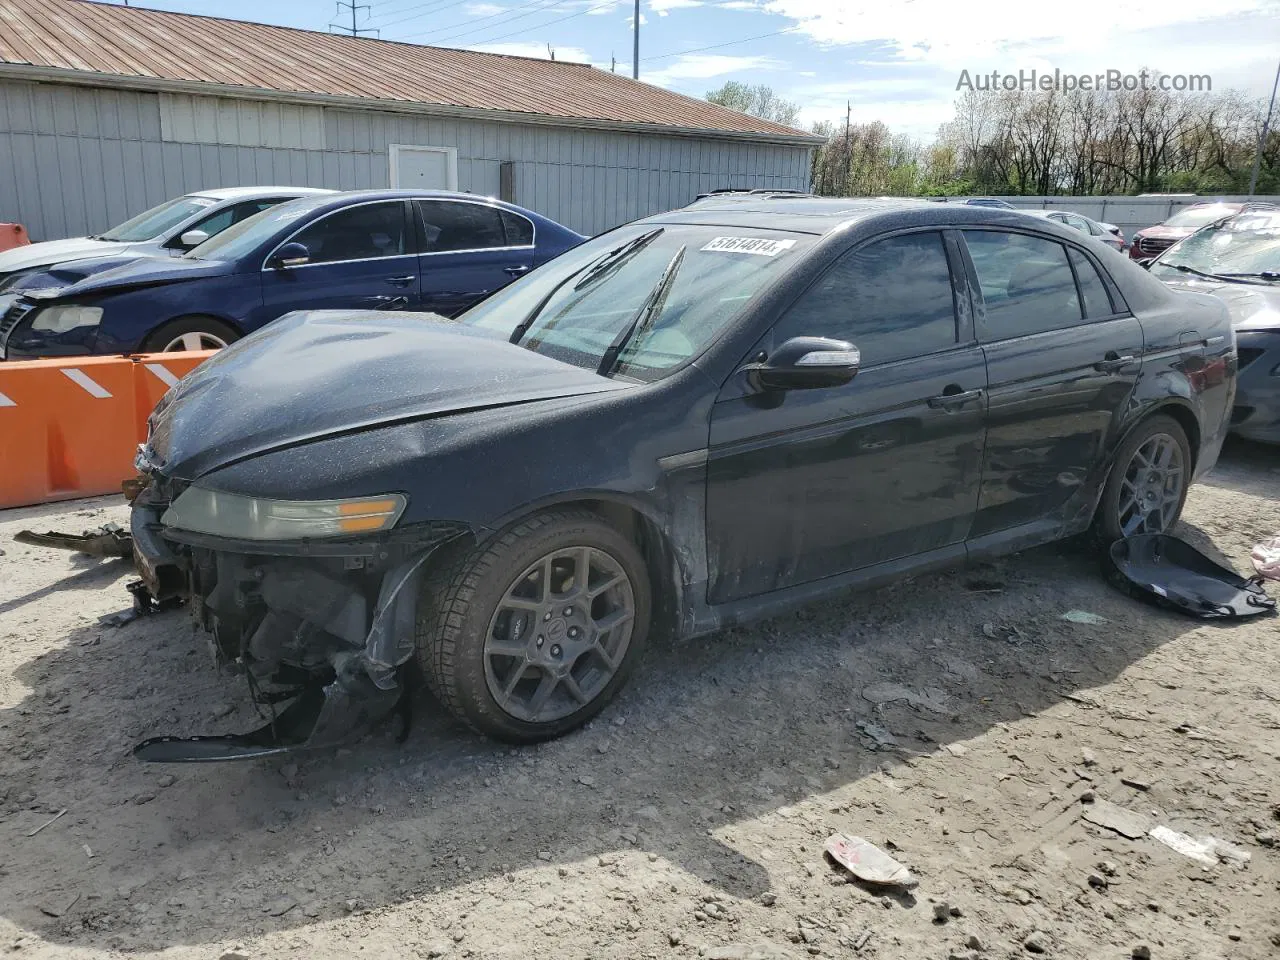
[
  {"xmin": 419, "ymin": 0, "xmax": 570, "ymax": 44},
  {"xmin": 641, "ymin": 26, "xmax": 799, "ymax": 62},
  {"xmin": 375, "ymin": 0, "xmax": 483, "ymax": 30},
  {"xmin": 391, "ymin": 0, "xmax": 619, "ymax": 47}
]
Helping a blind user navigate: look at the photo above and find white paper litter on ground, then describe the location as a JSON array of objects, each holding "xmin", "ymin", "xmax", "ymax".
[{"xmin": 1148, "ymin": 825, "xmax": 1252, "ymax": 866}]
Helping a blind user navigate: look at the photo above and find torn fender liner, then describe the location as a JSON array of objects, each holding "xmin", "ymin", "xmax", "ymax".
[
  {"xmin": 1108, "ymin": 535, "xmax": 1276, "ymax": 620},
  {"xmin": 133, "ymin": 655, "xmax": 401, "ymax": 763}
]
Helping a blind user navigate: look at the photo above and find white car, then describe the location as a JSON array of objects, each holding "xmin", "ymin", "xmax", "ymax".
[{"xmin": 0, "ymin": 186, "xmax": 334, "ymax": 292}]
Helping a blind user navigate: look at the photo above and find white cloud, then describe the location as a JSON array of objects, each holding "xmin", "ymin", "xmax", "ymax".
[
  {"xmin": 718, "ymin": 1, "xmax": 762, "ymax": 8},
  {"xmin": 463, "ymin": 2, "xmax": 506, "ymax": 15},
  {"xmin": 471, "ymin": 41, "xmax": 595, "ymax": 64},
  {"xmin": 643, "ymin": 53, "xmax": 786, "ymax": 86},
  {"xmin": 650, "ymin": 0, "xmax": 705, "ymax": 14},
  {"xmin": 746, "ymin": 1, "xmax": 1280, "ymax": 138}
]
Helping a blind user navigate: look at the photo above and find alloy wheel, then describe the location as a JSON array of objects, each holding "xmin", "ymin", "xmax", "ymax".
[
  {"xmin": 1116, "ymin": 432, "xmax": 1184, "ymax": 536},
  {"xmin": 483, "ymin": 546, "xmax": 636, "ymax": 723},
  {"xmin": 163, "ymin": 331, "xmax": 229, "ymax": 352}
]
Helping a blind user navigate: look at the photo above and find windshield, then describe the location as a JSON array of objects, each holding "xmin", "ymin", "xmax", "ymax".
[
  {"xmin": 1163, "ymin": 205, "xmax": 1237, "ymax": 229},
  {"xmin": 98, "ymin": 195, "xmax": 220, "ymax": 242},
  {"xmin": 458, "ymin": 224, "xmax": 815, "ymax": 382},
  {"xmin": 184, "ymin": 195, "xmax": 334, "ymax": 262},
  {"xmin": 1151, "ymin": 211, "xmax": 1280, "ymax": 281}
]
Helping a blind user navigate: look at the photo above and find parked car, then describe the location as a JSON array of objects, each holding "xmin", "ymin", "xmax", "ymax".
[
  {"xmin": 1024, "ymin": 210, "xmax": 1125, "ymax": 251},
  {"xmin": 1147, "ymin": 208, "xmax": 1280, "ymax": 443},
  {"xmin": 127, "ymin": 198, "xmax": 1234, "ymax": 758},
  {"xmin": 0, "ymin": 187, "xmax": 334, "ymax": 293},
  {"xmin": 0, "ymin": 190, "xmax": 584, "ymax": 358},
  {"xmin": 1129, "ymin": 201, "xmax": 1276, "ymax": 260}
]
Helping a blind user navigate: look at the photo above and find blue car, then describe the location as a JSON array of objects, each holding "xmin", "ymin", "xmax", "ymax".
[{"xmin": 0, "ymin": 190, "xmax": 584, "ymax": 358}]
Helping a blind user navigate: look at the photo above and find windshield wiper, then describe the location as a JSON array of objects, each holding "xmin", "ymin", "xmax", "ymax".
[
  {"xmin": 1165, "ymin": 263, "xmax": 1232, "ymax": 281},
  {"xmin": 596, "ymin": 245, "xmax": 686, "ymax": 377},
  {"xmin": 1218, "ymin": 271, "xmax": 1280, "ymax": 282},
  {"xmin": 573, "ymin": 228, "xmax": 664, "ymax": 291},
  {"xmin": 508, "ymin": 227, "xmax": 666, "ymax": 347}
]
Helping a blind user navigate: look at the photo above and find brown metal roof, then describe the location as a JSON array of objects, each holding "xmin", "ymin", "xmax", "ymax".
[{"xmin": 0, "ymin": 0, "xmax": 817, "ymax": 142}]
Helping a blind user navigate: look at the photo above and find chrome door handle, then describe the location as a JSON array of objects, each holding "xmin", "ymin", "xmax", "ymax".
[
  {"xmin": 927, "ymin": 387, "xmax": 983, "ymax": 409},
  {"xmin": 504, "ymin": 265, "xmax": 531, "ymax": 277},
  {"xmin": 1094, "ymin": 353, "xmax": 1136, "ymax": 373},
  {"xmin": 385, "ymin": 275, "xmax": 416, "ymax": 286}
]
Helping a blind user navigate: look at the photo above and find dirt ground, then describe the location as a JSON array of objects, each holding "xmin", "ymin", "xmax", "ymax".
[{"xmin": 1, "ymin": 441, "xmax": 1278, "ymax": 960}]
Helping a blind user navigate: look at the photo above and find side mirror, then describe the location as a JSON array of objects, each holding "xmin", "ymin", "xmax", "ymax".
[
  {"xmin": 270, "ymin": 242, "xmax": 310, "ymax": 268},
  {"xmin": 745, "ymin": 336, "xmax": 861, "ymax": 392},
  {"xmin": 177, "ymin": 229, "xmax": 209, "ymax": 249}
]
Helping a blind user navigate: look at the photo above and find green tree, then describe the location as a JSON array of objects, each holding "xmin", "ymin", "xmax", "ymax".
[{"xmin": 705, "ymin": 81, "xmax": 802, "ymax": 127}]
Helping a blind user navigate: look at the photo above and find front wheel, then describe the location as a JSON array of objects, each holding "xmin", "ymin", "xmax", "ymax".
[
  {"xmin": 141, "ymin": 316, "xmax": 240, "ymax": 353},
  {"xmin": 417, "ymin": 509, "xmax": 651, "ymax": 743},
  {"xmin": 1095, "ymin": 414, "xmax": 1191, "ymax": 542}
]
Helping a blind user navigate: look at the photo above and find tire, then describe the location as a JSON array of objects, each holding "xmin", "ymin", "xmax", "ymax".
[
  {"xmin": 1095, "ymin": 414, "xmax": 1192, "ymax": 542},
  {"xmin": 141, "ymin": 316, "xmax": 240, "ymax": 353},
  {"xmin": 416, "ymin": 509, "xmax": 651, "ymax": 743}
]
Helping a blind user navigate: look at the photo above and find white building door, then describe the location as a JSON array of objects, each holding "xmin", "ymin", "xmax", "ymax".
[{"xmin": 390, "ymin": 144, "xmax": 459, "ymax": 190}]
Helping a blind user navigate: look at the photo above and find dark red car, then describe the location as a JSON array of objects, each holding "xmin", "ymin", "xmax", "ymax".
[{"xmin": 1130, "ymin": 202, "xmax": 1276, "ymax": 259}]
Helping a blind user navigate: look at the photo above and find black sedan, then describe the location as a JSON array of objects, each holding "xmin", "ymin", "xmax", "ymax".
[
  {"xmin": 1148, "ymin": 207, "xmax": 1280, "ymax": 444},
  {"xmin": 128, "ymin": 197, "xmax": 1235, "ymax": 760}
]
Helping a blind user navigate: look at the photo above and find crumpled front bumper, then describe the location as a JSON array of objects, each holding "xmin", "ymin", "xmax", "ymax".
[{"xmin": 129, "ymin": 487, "xmax": 469, "ymax": 761}]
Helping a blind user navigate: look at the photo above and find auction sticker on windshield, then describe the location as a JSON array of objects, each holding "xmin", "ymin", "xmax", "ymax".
[{"xmin": 701, "ymin": 236, "xmax": 797, "ymax": 256}]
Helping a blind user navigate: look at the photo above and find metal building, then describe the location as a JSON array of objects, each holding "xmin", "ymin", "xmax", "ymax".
[{"xmin": 0, "ymin": 0, "xmax": 819, "ymax": 241}]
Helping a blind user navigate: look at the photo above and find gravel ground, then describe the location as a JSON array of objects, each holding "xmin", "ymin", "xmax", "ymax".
[{"xmin": 1, "ymin": 441, "xmax": 1278, "ymax": 960}]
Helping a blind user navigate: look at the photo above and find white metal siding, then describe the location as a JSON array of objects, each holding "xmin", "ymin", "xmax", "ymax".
[{"xmin": 0, "ymin": 78, "xmax": 813, "ymax": 241}]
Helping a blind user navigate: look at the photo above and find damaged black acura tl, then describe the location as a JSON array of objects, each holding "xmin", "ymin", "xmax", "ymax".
[{"xmin": 129, "ymin": 197, "xmax": 1236, "ymax": 761}]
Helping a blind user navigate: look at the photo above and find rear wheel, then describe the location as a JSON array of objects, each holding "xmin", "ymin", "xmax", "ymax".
[
  {"xmin": 417, "ymin": 509, "xmax": 650, "ymax": 743},
  {"xmin": 141, "ymin": 316, "xmax": 239, "ymax": 353},
  {"xmin": 1096, "ymin": 414, "xmax": 1191, "ymax": 542}
]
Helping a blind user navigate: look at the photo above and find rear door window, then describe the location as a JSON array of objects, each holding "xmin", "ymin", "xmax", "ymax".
[
  {"xmin": 776, "ymin": 231, "xmax": 959, "ymax": 366},
  {"xmin": 962, "ymin": 230, "xmax": 1083, "ymax": 339},
  {"xmin": 500, "ymin": 209, "xmax": 535, "ymax": 247},
  {"xmin": 417, "ymin": 201, "xmax": 507, "ymax": 252},
  {"xmin": 1068, "ymin": 248, "xmax": 1116, "ymax": 318}
]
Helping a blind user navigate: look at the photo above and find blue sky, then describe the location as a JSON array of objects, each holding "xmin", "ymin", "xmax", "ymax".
[{"xmin": 104, "ymin": 1, "xmax": 1280, "ymax": 138}]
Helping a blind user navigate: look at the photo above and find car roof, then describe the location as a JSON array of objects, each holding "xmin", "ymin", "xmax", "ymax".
[
  {"xmin": 190, "ymin": 186, "xmax": 337, "ymax": 201},
  {"xmin": 647, "ymin": 195, "xmax": 1046, "ymax": 237},
  {"xmin": 293, "ymin": 188, "xmax": 562, "ymax": 222}
]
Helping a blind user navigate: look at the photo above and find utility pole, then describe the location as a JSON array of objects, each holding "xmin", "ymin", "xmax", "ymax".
[
  {"xmin": 329, "ymin": 1, "xmax": 378, "ymax": 39},
  {"xmin": 1248, "ymin": 58, "xmax": 1280, "ymax": 197},
  {"xmin": 845, "ymin": 100, "xmax": 852, "ymax": 195},
  {"xmin": 632, "ymin": 0, "xmax": 639, "ymax": 79},
  {"xmin": 611, "ymin": 54, "xmax": 617, "ymax": 74}
]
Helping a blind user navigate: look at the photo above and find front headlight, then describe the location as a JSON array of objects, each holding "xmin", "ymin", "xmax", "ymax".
[
  {"xmin": 30, "ymin": 304, "xmax": 104, "ymax": 333},
  {"xmin": 161, "ymin": 487, "xmax": 408, "ymax": 540}
]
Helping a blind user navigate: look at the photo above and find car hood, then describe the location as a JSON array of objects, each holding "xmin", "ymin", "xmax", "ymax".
[
  {"xmin": 0, "ymin": 236, "xmax": 137, "ymax": 276},
  {"xmin": 25, "ymin": 255, "xmax": 232, "ymax": 299},
  {"xmin": 146, "ymin": 310, "xmax": 631, "ymax": 479},
  {"xmin": 1162, "ymin": 277, "xmax": 1280, "ymax": 331}
]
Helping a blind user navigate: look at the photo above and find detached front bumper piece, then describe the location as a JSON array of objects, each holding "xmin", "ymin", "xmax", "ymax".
[{"xmin": 129, "ymin": 488, "xmax": 468, "ymax": 762}]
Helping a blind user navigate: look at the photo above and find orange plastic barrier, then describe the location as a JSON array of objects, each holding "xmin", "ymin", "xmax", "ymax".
[
  {"xmin": 0, "ymin": 351, "xmax": 213, "ymax": 509},
  {"xmin": 0, "ymin": 223, "xmax": 30, "ymax": 252}
]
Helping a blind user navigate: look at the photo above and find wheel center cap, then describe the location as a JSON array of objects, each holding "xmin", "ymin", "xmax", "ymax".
[{"xmin": 546, "ymin": 618, "xmax": 569, "ymax": 643}]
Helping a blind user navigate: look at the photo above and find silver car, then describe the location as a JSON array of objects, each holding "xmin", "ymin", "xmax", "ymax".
[
  {"xmin": 1025, "ymin": 209, "xmax": 1126, "ymax": 251},
  {"xmin": 0, "ymin": 186, "xmax": 334, "ymax": 292}
]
